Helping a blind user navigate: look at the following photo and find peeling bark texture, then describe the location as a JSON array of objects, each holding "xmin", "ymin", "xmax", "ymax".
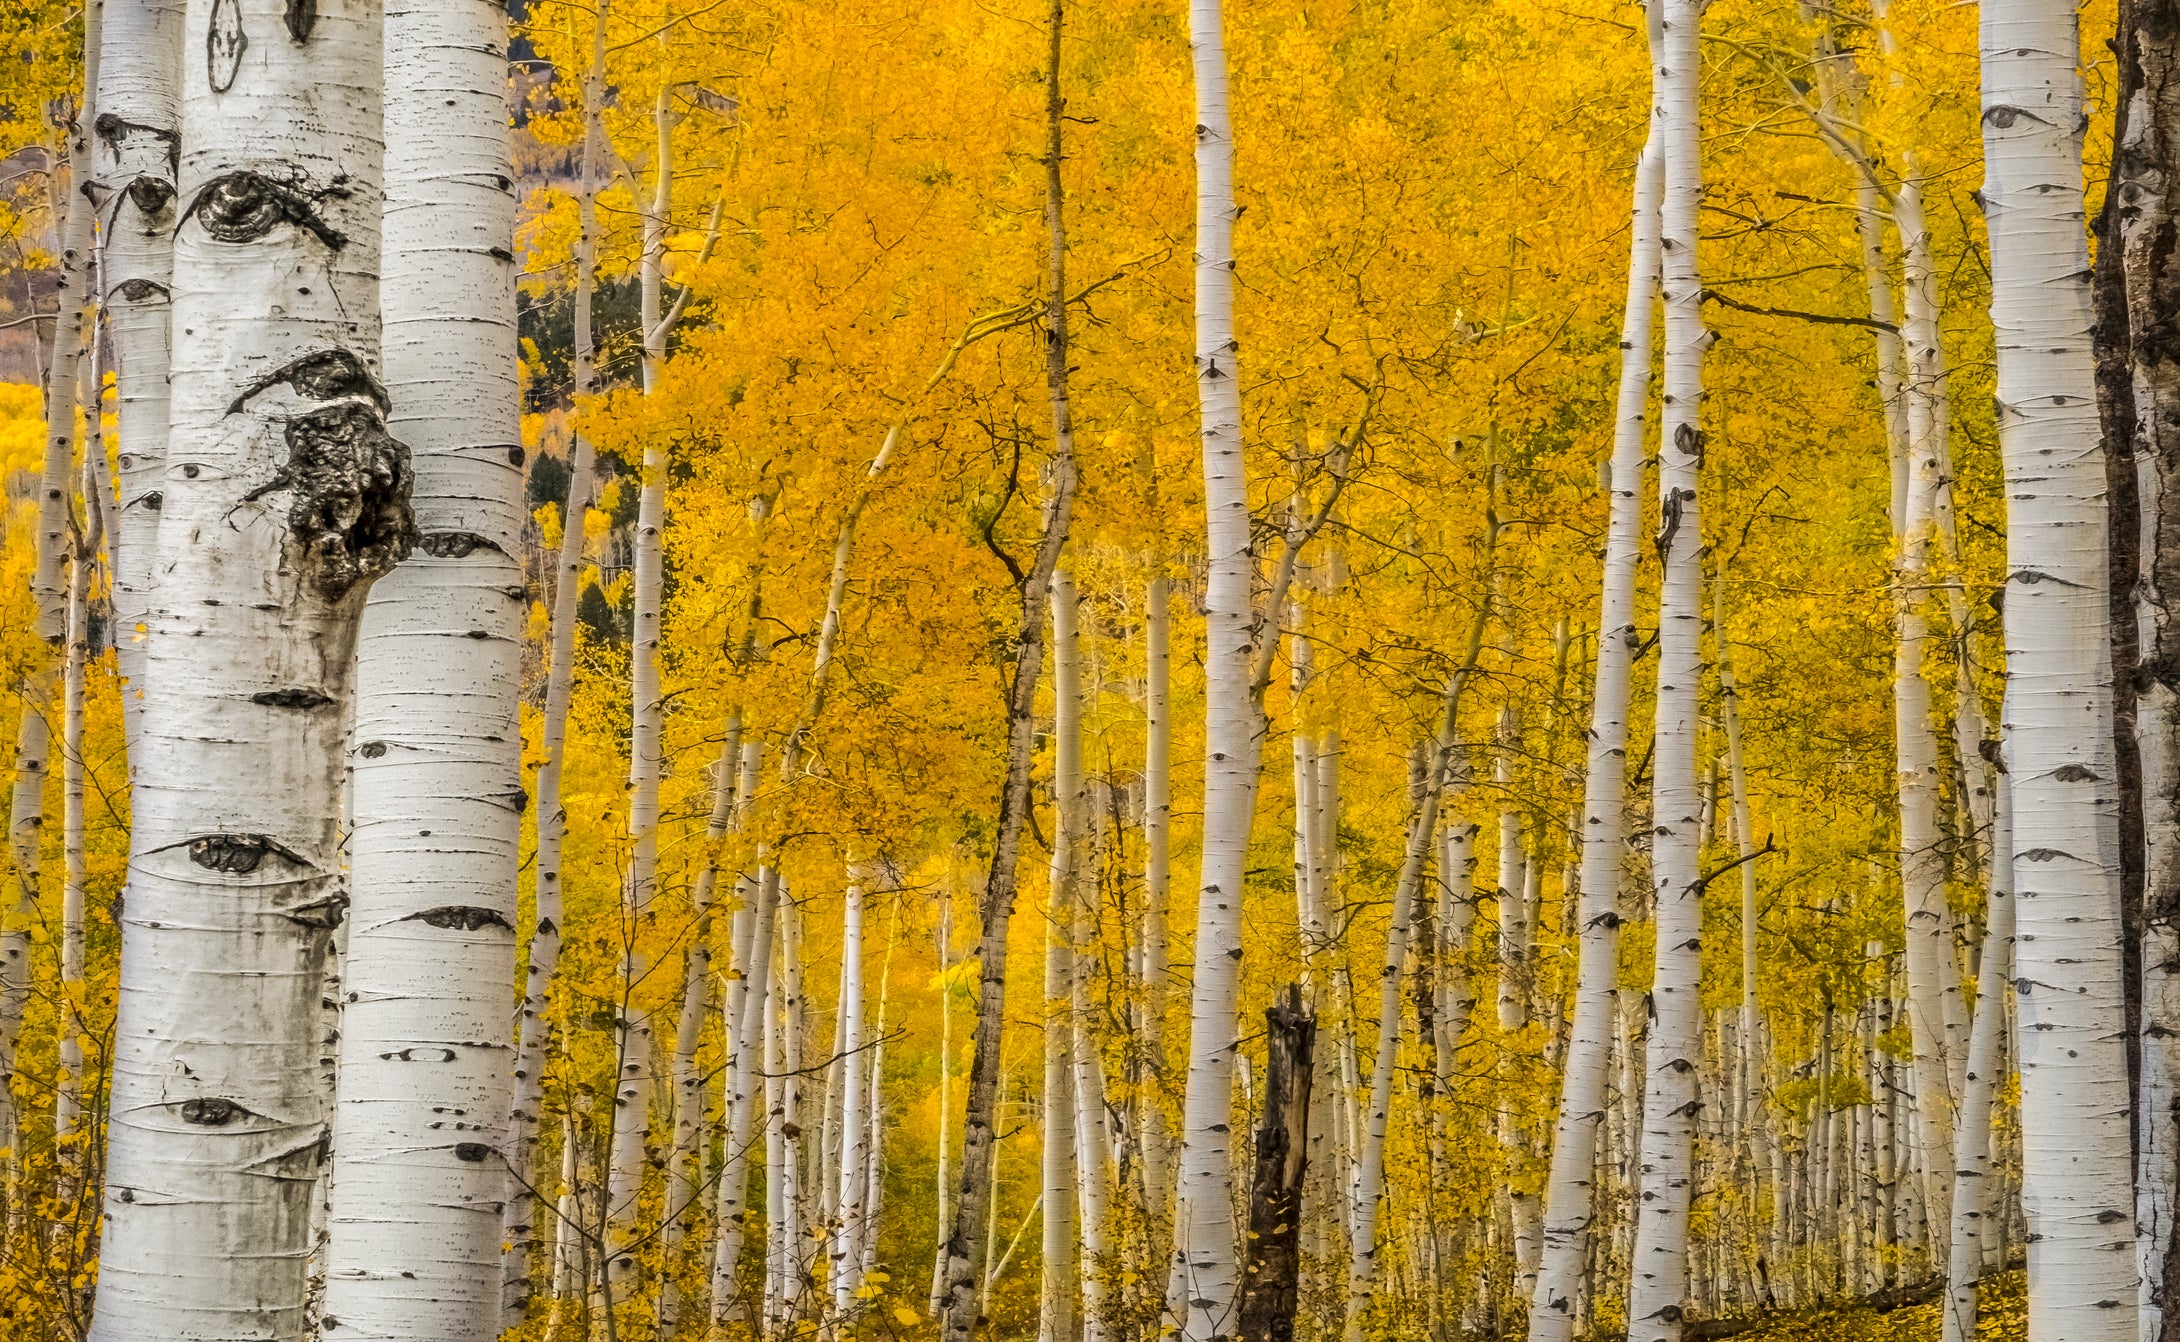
[
  {"xmin": 1528, "ymin": 99, "xmax": 1660, "ymax": 1342},
  {"xmin": 1168, "ymin": 0, "xmax": 1256, "ymax": 1331},
  {"xmin": 1238, "ymin": 986, "xmax": 1314, "ymax": 1342},
  {"xmin": 2115, "ymin": 2, "xmax": 2180, "ymax": 1336},
  {"xmin": 1624, "ymin": 0, "xmax": 1705, "ymax": 1334},
  {"xmin": 93, "ymin": 0, "xmax": 183, "ymax": 744},
  {"xmin": 1980, "ymin": 0, "xmax": 2139, "ymax": 1333},
  {"xmin": 90, "ymin": 0, "xmax": 404, "ymax": 1334},
  {"xmin": 320, "ymin": 0, "xmax": 521, "ymax": 1335}
]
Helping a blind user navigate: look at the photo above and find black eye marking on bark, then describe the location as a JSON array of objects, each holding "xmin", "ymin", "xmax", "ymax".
[
  {"xmin": 186, "ymin": 171, "xmax": 346, "ymax": 250},
  {"xmin": 125, "ymin": 175, "xmax": 177, "ymax": 216},
  {"xmin": 228, "ymin": 349, "xmax": 390, "ymax": 417},
  {"xmin": 453, "ymin": 1142, "xmax": 492, "ymax": 1163},
  {"xmin": 207, "ymin": 0, "xmax": 247, "ymax": 92},
  {"xmin": 251, "ymin": 687, "xmax": 332, "ymax": 709},
  {"xmin": 180, "ymin": 1096, "xmax": 247, "ymax": 1126},
  {"xmin": 506, "ymin": 444, "xmax": 525, "ymax": 466},
  {"xmin": 284, "ymin": 0, "xmax": 316, "ymax": 42},
  {"xmin": 405, "ymin": 906, "xmax": 513, "ymax": 933},
  {"xmin": 143, "ymin": 491, "xmax": 162, "ymax": 511},
  {"xmin": 358, "ymin": 740, "xmax": 387, "ymax": 758},
  {"xmin": 113, "ymin": 277, "xmax": 169, "ymax": 304},
  {"xmin": 241, "ymin": 402, "xmax": 419, "ymax": 596},
  {"xmin": 417, "ymin": 531, "xmax": 506, "ymax": 559},
  {"xmin": 186, "ymin": 832, "xmax": 307, "ymax": 873},
  {"xmin": 285, "ymin": 895, "xmax": 347, "ymax": 929}
]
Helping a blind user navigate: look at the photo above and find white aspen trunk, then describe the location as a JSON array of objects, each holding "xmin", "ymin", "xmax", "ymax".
[
  {"xmin": 784, "ymin": 898, "xmax": 813, "ymax": 1321},
  {"xmin": 1168, "ymin": 0, "xmax": 1254, "ymax": 1329},
  {"xmin": 1042, "ymin": 890, "xmax": 1079, "ymax": 1342},
  {"xmin": 834, "ymin": 870, "xmax": 870, "ymax": 1316},
  {"xmin": 930, "ymin": 880, "xmax": 956, "ymax": 1316},
  {"xmin": 1043, "ymin": 576, "xmax": 1084, "ymax": 1342},
  {"xmin": 656, "ymin": 717, "xmax": 745, "ymax": 1340},
  {"xmin": 820, "ymin": 954, "xmax": 848, "ymax": 1244},
  {"xmin": 1, "ymin": 25, "xmax": 102, "ymax": 1193},
  {"xmin": 604, "ymin": 86, "xmax": 677, "ymax": 1316},
  {"xmin": 1495, "ymin": 708, "xmax": 1530, "ymax": 1034},
  {"xmin": 712, "ymin": 863, "xmax": 782, "ymax": 1325},
  {"xmin": 1981, "ymin": 1, "xmax": 2139, "ymax": 1335},
  {"xmin": 764, "ymin": 944, "xmax": 790, "ymax": 1331},
  {"xmin": 861, "ymin": 894, "xmax": 897, "ymax": 1289},
  {"xmin": 92, "ymin": 0, "xmax": 180, "ymax": 745},
  {"xmin": 90, "ymin": 0, "xmax": 406, "ymax": 1331},
  {"xmin": 1718, "ymin": 592, "xmax": 1771, "ymax": 1268},
  {"xmin": 57, "ymin": 535, "xmax": 88, "ymax": 1146},
  {"xmin": 1944, "ymin": 769, "xmax": 2012, "ymax": 1342},
  {"xmin": 1438, "ymin": 822, "xmax": 1479, "ymax": 1079},
  {"xmin": 321, "ymin": 0, "xmax": 522, "ymax": 1333},
  {"xmin": 501, "ymin": 7, "xmax": 605, "ymax": 1316},
  {"xmin": 1895, "ymin": 175, "xmax": 1965, "ymax": 1234},
  {"xmin": 1141, "ymin": 578, "xmax": 1172, "ymax": 1206},
  {"xmin": 1625, "ymin": 0, "xmax": 1704, "ymax": 1334},
  {"xmin": 1528, "ymin": 114, "xmax": 1661, "ymax": 1342},
  {"xmin": 1306, "ymin": 733, "xmax": 1346, "ymax": 1278},
  {"xmin": 546, "ymin": 1107, "xmax": 581, "ymax": 1339}
]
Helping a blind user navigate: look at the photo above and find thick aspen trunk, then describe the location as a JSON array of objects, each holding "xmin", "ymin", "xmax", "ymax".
[
  {"xmin": 1625, "ymin": 0, "xmax": 1705, "ymax": 1335},
  {"xmin": 1982, "ymin": 0, "xmax": 2139, "ymax": 1334},
  {"xmin": 320, "ymin": 0, "xmax": 523, "ymax": 1334},
  {"xmin": 90, "ymin": 0, "xmax": 409, "ymax": 1331},
  {"xmin": 711, "ymin": 864, "xmax": 782, "ymax": 1325},
  {"xmin": 1528, "ymin": 115, "xmax": 1660, "ymax": 1342}
]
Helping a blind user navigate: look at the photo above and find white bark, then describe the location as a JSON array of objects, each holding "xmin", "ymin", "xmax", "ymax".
[
  {"xmin": 1944, "ymin": 768, "xmax": 2012, "ymax": 1342},
  {"xmin": 1044, "ymin": 578, "xmax": 1082, "ymax": 1342},
  {"xmin": 1528, "ymin": 115, "xmax": 1660, "ymax": 1342},
  {"xmin": 1169, "ymin": 0, "xmax": 1255, "ymax": 1325},
  {"xmin": 91, "ymin": 0, "xmax": 404, "ymax": 1331},
  {"xmin": 711, "ymin": 862, "xmax": 782, "ymax": 1325},
  {"xmin": 1981, "ymin": 0, "xmax": 2138, "ymax": 1334},
  {"xmin": 1495, "ymin": 708, "xmax": 1530, "ymax": 1034},
  {"xmin": 57, "ymin": 533, "xmax": 88, "ymax": 1146},
  {"xmin": 501, "ymin": 6, "xmax": 605, "ymax": 1315},
  {"xmin": 1141, "ymin": 576, "xmax": 1173, "ymax": 1206},
  {"xmin": 834, "ymin": 869, "xmax": 870, "ymax": 1315},
  {"xmin": 1625, "ymin": 0, "xmax": 1704, "ymax": 1333},
  {"xmin": 929, "ymin": 880, "xmax": 955, "ymax": 1317},
  {"xmin": 92, "ymin": 0, "xmax": 181, "ymax": 743},
  {"xmin": 1894, "ymin": 176, "xmax": 1964, "ymax": 1240}
]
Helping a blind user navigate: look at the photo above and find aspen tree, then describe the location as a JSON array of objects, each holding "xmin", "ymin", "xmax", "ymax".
[
  {"xmin": 656, "ymin": 718, "xmax": 750, "ymax": 1340},
  {"xmin": 1943, "ymin": 767, "xmax": 2012, "ymax": 1342},
  {"xmin": 1624, "ymin": 0, "xmax": 1707, "ymax": 1334},
  {"xmin": 502, "ymin": 3, "xmax": 607, "ymax": 1314},
  {"xmin": 835, "ymin": 867, "xmax": 870, "ymax": 1316},
  {"xmin": 1063, "ymin": 584, "xmax": 1114, "ymax": 1342},
  {"xmin": 1981, "ymin": 0, "xmax": 2138, "ymax": 1333},
  {"xmin": 1528, "ymin": 106, "xmax": 1662, "ymax": 1342},
  {"xmin": 90, "ymin": 0, "xmax": 181, "ymax": 741},
  {"xmin": 1042, "ymin": 577, "xmax": 1083, "ymax": 1342},
  {"xmin": 320, "ymin": 0, "xmax": 524, "ymax": 1332},
  {"xmin": 1168, "ymin": 0, "xmax": 1254, "ymax": 1323},
  {"xmin": 2116, "ymin": 3, "xmax": 2180, "ymax": 1329},
  {"xmin": 934, "ymin": 0, "xmax": 1084, "ymax": 1330},
  {"xmin": 1139, "ymin": 576, "xmax": 1173, "ymax": 1205},
  {"xmin": 56, "ymin": 502, "xmax": 89, "ymax": 1148},
  {"xmin": 929, "ymin": 878, "xmax": 957, "ymax": 1317},
  {"xmin": 90, "ymin": 0, "xmax": 411, "ymax": 1332}
]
